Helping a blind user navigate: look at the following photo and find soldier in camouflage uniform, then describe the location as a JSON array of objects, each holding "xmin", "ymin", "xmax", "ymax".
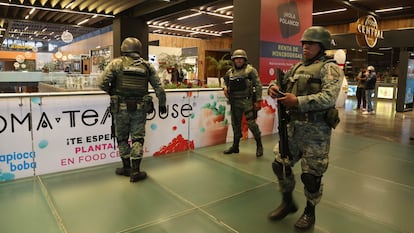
[
  {"xmin": 223, "ymin": 49, "xmax": 263, "ymax": 157},
  {"xmin": 100, "ymin": 37, "xmax": 167, "ymax": 183},
  {"xmin": 267, "ymin": 26, "xmax": 343, "ymax": 230}
]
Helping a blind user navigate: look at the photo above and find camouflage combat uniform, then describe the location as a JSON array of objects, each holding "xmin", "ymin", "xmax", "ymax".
[
  {"xmin": 223, "ymin": 63, "xmax": 263, "ymax": 155},
  {"xmin": 269, "ymin": 57, "xmax": 343, "ymax": 205},
  {"xmin": 100, "ymin": 38, "xmax": 166, "ymax": 182}
]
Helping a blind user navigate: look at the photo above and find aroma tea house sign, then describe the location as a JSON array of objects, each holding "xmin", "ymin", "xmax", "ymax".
[{"xmin": 355, "ymin": 15, "xmax": 384, "ymax": 48}]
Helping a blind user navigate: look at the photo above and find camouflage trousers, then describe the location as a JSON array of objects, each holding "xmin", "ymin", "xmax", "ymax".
[
  {"xmin": 114, "ymin": 108, "xmax": 147, "ymax": 159},
  {"xmin": 229, "ymin": 98, "xmax": 261, "ymax": 140},
  {"xmin": 274, "ymin": 120, "xmax": 331, "ymax": 206}
]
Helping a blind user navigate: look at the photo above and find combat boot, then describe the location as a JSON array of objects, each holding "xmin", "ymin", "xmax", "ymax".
[
  {"xmin": 255, "ymin": 138, "xmax": 263, "ymax": 157},
  {"xmin": 223, "ymin": 146, "xmax": 239, "ymax": 154},
  {"xmin": 294, "ymin": 201, "xmax": 316, "ymax": 231},
  {"xmin": 223, "ymin": 138, "xmax": 240, "ymax": 154},
  {"xmin": 268, "ymin": 192, "xmax": 298, "ymax": 220},
  {"xmin": 115, "ymin": 157, "xmax": 131, "ymax": 177},
  {"xmin": 130, "ymin": 158, "xmax": 147, "ymax": 182}
]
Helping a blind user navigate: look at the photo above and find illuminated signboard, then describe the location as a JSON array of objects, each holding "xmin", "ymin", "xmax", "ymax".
[{"xmin": 355, "ymin": 15, "xmax": 384, "ymax": 48}]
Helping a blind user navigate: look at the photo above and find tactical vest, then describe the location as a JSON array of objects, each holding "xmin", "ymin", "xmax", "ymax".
[
  {"xmin": 286, "ymin": 59, "xmax": 335, "ymax": 96},
  {"xmin": 114, "ymin": 57, "xmax": 150, "ymax": 97},
  {"xmin": 228, "ymin": 65, "xmax": 253, "ymax": 98}
]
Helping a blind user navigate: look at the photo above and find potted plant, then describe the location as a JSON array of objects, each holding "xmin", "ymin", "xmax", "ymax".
[
  {"xmin": 158, "ymin": 53, "xmax": 186, "ymax": 72},
  {"xmin": 206, "ymin": 53, "xmax": 232, "ymax": 87}
]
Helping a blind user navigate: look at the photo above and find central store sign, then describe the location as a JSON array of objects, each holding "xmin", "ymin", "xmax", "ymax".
[{"xmin": 355, "ymin": 15, "xmax": 384, "ymax": 48}]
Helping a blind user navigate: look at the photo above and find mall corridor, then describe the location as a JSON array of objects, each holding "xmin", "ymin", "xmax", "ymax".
[{"xmin": 1, "ymin": 98, "xmax": 413, "ymax": 233}]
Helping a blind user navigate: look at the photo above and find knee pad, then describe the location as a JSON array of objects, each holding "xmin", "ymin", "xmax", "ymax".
[
  {"xmin": 272, "ymin": 160, "xmax": 292, "ymax": 180},
  {"xmin": 301, "ymin": 173, "xmax": 321, "ymax": 193}
]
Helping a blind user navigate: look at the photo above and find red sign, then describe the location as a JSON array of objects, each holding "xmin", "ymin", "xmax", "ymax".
[{"xmin": 259, "ymin": 0, "xmax": 312, "ymax": 85}]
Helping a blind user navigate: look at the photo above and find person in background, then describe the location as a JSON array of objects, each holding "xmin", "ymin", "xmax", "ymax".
[
  {"xmin": 100, "ymin": 37, "xmax": 167, "ymax": 183},
  {"xmin": 64, "ymin": 66, "xmax": 71, "ymax": 73},
  {"xmin": 267, "ymin": 26, "xmax": 343, "ymax": 230},
  {"xmin": 362, "ymin": 65, "xmax": 377, "ymax": 115},
  {"xmin": 222, "ymin": 49, "xmax": 263, "ymax": 157},
  {"xmin": 355, "ymin": 67, "xmax": 367, "ymax": 110}
]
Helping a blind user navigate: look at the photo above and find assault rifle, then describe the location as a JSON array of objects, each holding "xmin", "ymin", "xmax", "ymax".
[
  {"xmin": 276, "ymin": 68, "xmax": 291, "ymax": 160},
  {"xmin": 108, "ymin": 96, "xmax": 118, "ymax": 150},
  {"xmin": 110, "ymin": 109, "xmax": 116, "ymax": 150}
]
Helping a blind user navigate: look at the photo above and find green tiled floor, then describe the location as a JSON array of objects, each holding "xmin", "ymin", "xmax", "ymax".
[{"xmin": 2, "ymin": 99, "xmax": 414, "ymax": 233}]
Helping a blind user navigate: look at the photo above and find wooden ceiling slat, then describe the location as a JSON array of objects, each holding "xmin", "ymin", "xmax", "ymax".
[
  {"xmin": 51, "ymin": 10, "xmax": 68, "ymax": 22},
  {"xmin": 10, "ymin": 7, "xmax": 20, "ymax": 18},
  {"xmin": 96, "ymin": 0, "xmax": 118, "ymax": 14},
  {"xmin": 49, "ymin": 0, "xmax": 60, "ymax": 8},
  {"xmin": 66, "ymin": 14, "xmax": 86, "ymax": 24},
  {"xmin": 66, "ymin": 0, "xmax": 84, "ymax": 11},
  {"xmin": 59, "ymin": 12, "xmax": 76, "ymax": 22},
  {"xmin": 78, "ymin": 0, "xmax": 96, "ymax": 11},
  {"xmin": 44, "ymin": 11, "xmax": 58, "ymax": 21},
  {"xmin": 59, "ymin": 0, "xmax": 74, "ymax": 9},
  {"xmin": 34, "ymin": 9, "xmax": 49, "ymax": 20},
  {"xmin": 112, "ymin": 0, "xmax": 147, "ymax": 15}
]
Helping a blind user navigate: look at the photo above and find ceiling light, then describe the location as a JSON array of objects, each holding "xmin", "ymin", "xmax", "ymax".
[
  {"xmin": 368, "ymin": 52, "xmax": 384, "ymax": 55},
  {"xmin": 216, "ymin": 5, "xmax": 233, "ymax": 11},
  {"xmin": 65, "ymin": 2, "xmax": 74, "ymax": 9},
  {"xmin": 312, "ymin": 8, "xmax": 347, "ymax": 16},
  {"xmin": 193, "ymin": 24, "xmax": 215, "ymax": 29},
  {"xmin": 0, "ymin": 2, "xmax": 114, "ymax": 18},
  {"xmin": 158, "ymin": 21, "xmax": 169, "ymax": 26},
  {"xmin": 202, "ymin": 10, "xmax": 233, "ymax": 19},
  {"xmin": 177, "ymin": 12, "xmax": 201, "ymax": 20},
  {"xmin": 149, "ymin": 25, "xmax": 221, "ymax": 37},
  {"xmin": 220, "ymin": 30, "xmax": 232, "ymax": 34},
  {"xmin": 375, "ymin": 7, "xmax": 404, "ymax": 13},
  {"xmin": 77, "ymin": 19, "xmax": 89, "ymax": 25}
]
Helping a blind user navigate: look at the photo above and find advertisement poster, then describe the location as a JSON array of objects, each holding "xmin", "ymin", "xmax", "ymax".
[
  {"xmin": 259, "ymin": 0, "xmax": 312, "ymax": 84},
  {"xmin": 404, "ymin": 58, "xmax": 414, "ymax": 105},
  {"xmin": 1, "ymin": 90, "xmax": 278, "ymax": 181},
  {"xmin": 0, "ymin": 97, "xmax": 34, "ymax": 181},
  {"xmin": 145, "ymin": 91, "xmax": 193, "ymax": 156},
  {"xmin": 190, "ymin": 91, "xmax": 230, "ymax": 148},
  {"xmin": 32, "ymin": 95, "xmax": 119, "ymax": 175}
]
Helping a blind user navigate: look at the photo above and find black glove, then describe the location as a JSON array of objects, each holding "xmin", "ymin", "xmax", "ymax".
[{"xmin": 159, "ymin": 106, "xmax": 167, "ymax": 114}]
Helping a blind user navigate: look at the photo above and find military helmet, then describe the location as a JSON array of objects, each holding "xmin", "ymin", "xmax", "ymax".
[
  {"xmin": 121, "ymin": 37, "xmax": 142, "ymax": 54},
  {"xmin": 300, "ymin": 26, "xmax": 332, "ymax": 50},
  {"xmin": 231, "ymin": 49, "xmax": 248, "ymax": 60}
]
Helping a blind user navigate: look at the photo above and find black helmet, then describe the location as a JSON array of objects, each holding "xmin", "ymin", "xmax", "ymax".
[
  {"xmin": 121, "ymin": 37, "xmax": 142, "ymax": 54},
  {"xmin": 300, "ymin": 26, "xmax": 332, "ymax": 50},
  {"xmin": 231, "ymin": 49, "xmax": 248, "ymax": 60}
]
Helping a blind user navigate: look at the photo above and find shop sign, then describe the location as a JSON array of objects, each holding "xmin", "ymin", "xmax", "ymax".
[{"xmin": 356, "ymin": 15, "xmax": 384, "ymax": 48}]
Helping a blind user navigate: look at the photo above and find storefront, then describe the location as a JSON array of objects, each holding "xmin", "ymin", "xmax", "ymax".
[{"xmin": 330, "ymin": 23, "xmax": 414, "ymax": 108}]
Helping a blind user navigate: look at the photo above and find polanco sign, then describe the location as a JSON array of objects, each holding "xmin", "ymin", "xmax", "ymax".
[{"xmin": 355, "ymin": 15, "xmax": 384, "ymax": 48}]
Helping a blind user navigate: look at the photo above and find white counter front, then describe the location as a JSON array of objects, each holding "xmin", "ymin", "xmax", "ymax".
[{"xmin": 0, "ymin": 88, "xmax": 277, "ymax": 182}]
